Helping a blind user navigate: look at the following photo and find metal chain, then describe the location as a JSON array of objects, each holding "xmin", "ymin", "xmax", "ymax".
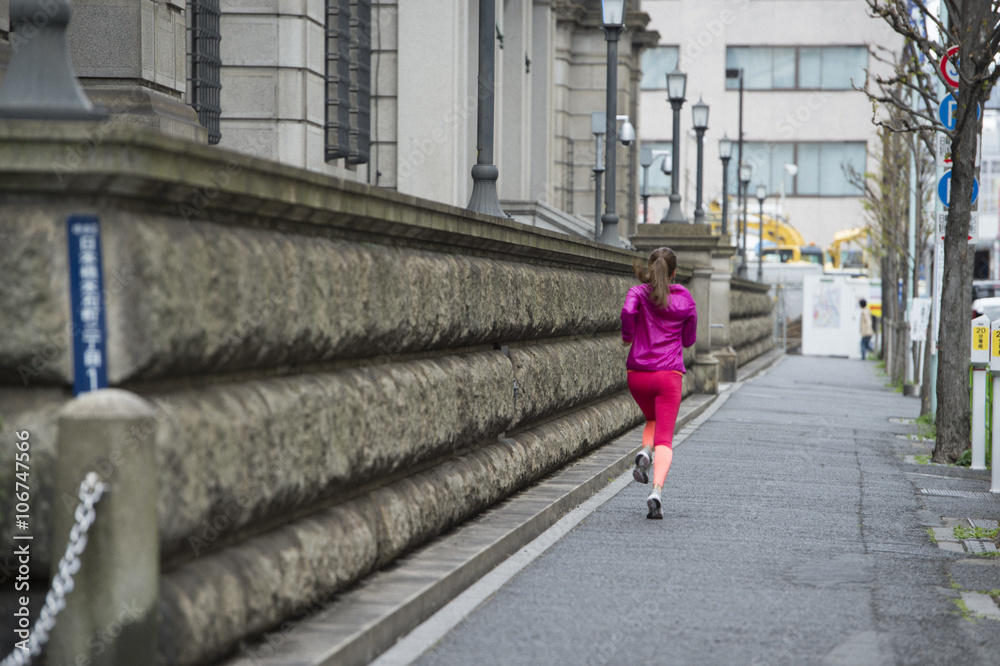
[{"xmin": 1, "ymin": 472, "xmax": 106, "ymax": 666}]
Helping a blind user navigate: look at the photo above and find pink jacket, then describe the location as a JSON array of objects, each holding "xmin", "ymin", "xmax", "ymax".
[{"xmin": 621, "ymin": 283, "xmax": 698, "ymax": 373}]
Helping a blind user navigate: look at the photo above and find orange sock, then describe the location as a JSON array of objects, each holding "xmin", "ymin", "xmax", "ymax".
[
  {"xmin": 652, "ymin": 446, "xmax": 673, "ymax": 487},
  {"xmin": 642, "ymin": 422, "xmax": 655, "ymax": 451}
]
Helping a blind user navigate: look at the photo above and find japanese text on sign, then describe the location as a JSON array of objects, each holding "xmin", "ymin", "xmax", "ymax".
[
  {"xmin": 67, "ymin": 216, "xmax": 109, "ymax": 395},
  {"xmin": 973, "ymin": 325, "xmax": 989, "ymax": 351}
]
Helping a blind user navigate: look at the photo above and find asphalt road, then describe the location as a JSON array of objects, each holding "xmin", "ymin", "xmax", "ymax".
[{"xmin": 409, "ymin": 355, "xmax": 1000, "ymax": 665}]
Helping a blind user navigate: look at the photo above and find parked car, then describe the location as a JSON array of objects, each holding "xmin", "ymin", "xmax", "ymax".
[{"xmin": 971, "ymin": 296, "xmax": 1000, "ymax": 320}]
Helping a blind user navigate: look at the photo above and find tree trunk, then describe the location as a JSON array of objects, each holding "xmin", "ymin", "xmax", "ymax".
[{"xmin": 933, "ymin": 20, "xmax": 986, "ymax": 462}]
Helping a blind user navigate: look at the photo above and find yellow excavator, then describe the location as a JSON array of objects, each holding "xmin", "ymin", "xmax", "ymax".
[
  {"xmin": 825, "ymin": 227, "xmax": 871, "ymax": 274},
  {"xmin": 709, "ymin": 198, "xmax": 822, "ymax": 266}
]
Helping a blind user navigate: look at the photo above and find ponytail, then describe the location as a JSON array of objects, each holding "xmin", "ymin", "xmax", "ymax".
[{"xmin": 632, "ymin": 247, "xmax": 677, "ymax": 309}]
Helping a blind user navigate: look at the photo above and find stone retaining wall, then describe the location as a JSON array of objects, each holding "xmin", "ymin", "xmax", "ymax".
[
  {"xmin": 0, "ymin": 123, "xmax": 716, "ymax": 664},
  {"xmin": 730, "ymin": 278, "xmax": 775, "ymax": 365}
]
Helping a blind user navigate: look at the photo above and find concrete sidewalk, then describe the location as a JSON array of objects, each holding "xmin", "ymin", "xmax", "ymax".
[
  {"xmin": 401, "ymin": 355, "xmax": 1000, "ymax": 665},
  {"xmin": 221, "ymin": 350, "xmax": 784, "ymax": 666}
]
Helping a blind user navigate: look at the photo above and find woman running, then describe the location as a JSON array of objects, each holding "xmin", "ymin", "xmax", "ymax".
[{"xmin": 620, "ymin": 247, "xmax": 698, "ymax": 519}]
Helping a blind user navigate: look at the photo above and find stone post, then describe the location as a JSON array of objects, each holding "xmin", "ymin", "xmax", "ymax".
[
  {"xmin": 712, "ymin": 234, "xmax": 738, "ymax": 382},
  {"xmin": 632, "ymin": 223, "xmax": 720, "ymax": 394},
  {"xmin": 50, "ymin": 389, "xmax": 158, "ymax": 666}
]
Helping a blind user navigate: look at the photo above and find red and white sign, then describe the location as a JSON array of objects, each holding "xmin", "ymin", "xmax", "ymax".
[{"xmin": 940, "ymin": 45, "xmax": 960, "ymax": 88}]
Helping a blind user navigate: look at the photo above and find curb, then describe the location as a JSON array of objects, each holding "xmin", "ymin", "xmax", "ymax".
[{"xmin": 224, "ymin": 348, "xmax": 785, "ymax": 666}]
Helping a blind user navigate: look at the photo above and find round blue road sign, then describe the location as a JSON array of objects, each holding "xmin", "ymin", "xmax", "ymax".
[{"xmin": 938, "ymin": 170, "xmax": 979, "ymax": 209}]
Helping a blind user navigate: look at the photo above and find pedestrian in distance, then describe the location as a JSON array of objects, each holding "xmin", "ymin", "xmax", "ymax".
[
  {"xmin": 859, "ymin": 299, "xmax": 874, "ymax": 360},
  {"xmin": 621, "ymin": 247, "xmax": 698, "ymax": 519}
]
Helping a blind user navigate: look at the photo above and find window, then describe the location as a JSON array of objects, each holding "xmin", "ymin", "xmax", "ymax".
[
  {"xmin": 326, "ymin": 0, "xmax": 371, "ymax": 164},
  {"xmin": 640, "ymin": 46, "xmax": 680, "ymax": 90},
  {"xmin": 188, "ymin": 0, "xmax": 222, "ymax": 145},
  {"xmin": 727, "ymin": 142, "xmax": 866, "ymax": 196},
  {"xmin": 726, "ymin": 46, "xmax": 867, "ymax": 90},
  {"xmin": 640, "ymin": 142, "xmax": 672, "ymax": 196}
]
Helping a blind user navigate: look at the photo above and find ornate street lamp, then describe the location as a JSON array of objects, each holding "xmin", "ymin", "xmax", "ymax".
[
  {"xmin": 691, "ymin": 97, "xmax": 709, "ymax": 225},
  {"xmin": 0, "ymin": 0, "xmax": 106, "ymax": 120},
  {"xmin": 467, "ymin": 0, "xmax": 505, "ymax": 217},
  {"xmin": 718, "ymin": 134, "xmax": 733, "ymax": 236},
  {"xmin": 661, "ymin": 67, "xmax": 687, "ymax": 223},
  {"xmin": 726, "ymin": 67, "xmax": 745, "ymax": 243},
  {"xmin": 756, "ymin": 184, "xmax": 768, "ymax": 282},
  {"xmin": 738, "ymin": 163, "xmax": 752, "ymax": 277},
  {"xmin": 599, "ymin": 0, "xmax": 627, "ymax": 246}
]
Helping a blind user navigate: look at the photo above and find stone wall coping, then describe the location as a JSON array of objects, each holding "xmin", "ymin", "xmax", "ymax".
[
  {"xmin": 0, "ymin": 121, "xmax": 649, "ymax": 274},
  {"xmin": 731, "ymin": 277, "xmax": 771, "ymax": 293}
]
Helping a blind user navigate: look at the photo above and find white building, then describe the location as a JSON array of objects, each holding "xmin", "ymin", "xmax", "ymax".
[
  {"xmin": 637, "ymin": 0, "xmax": 901, "ymax": 248},
  {"xmin": 0, "ymin": 0, "xmax": 661, "ymax": 243}
]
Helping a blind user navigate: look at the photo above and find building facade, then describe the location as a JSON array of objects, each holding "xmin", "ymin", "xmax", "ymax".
[
  {"xmin": 637, "ymin": 0, "xmax": 900, "ymax": 248},
  {"xmin": 0, "ymin": 0, "xmax": 659, "ymax": 243}
]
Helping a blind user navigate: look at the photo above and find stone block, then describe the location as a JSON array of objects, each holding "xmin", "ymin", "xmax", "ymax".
[
  {"xmin": 276, "ymin": 118, "xmax": 307, "ymax": 165},
  {"xmin": 66, "ymin": 2, "xmax": 142, "ymax": 79},
  {"xmin": 157, "ymin": 392, "xmax": 641, "ymax": 666},
  {"xmin": 0, "ymin": 388, "xmax": 65, "ymax": 569},
  {"xmin": 216, "ymin": 119, "xmax": 279, "ymax": 158},
  {"xmin": 221, "ymin": 68, "xmax": 279, "ymax": 119},
  {"xmin": 730, "ymin": 315, "xmax": 774, "ymax": 349},
  {"xmin": 508, "ymin": 335, "xmax": 627, "ymax": 429},
  {"xmin": 715, "ymin": 346, "xmax": 737, "ymax": 383},
  {"xmin": 276, "ymin": 13, "xmax": 315, "ymax": 70},
  {"xmin": 304, "ymin": 68, "xmax": 325, "ymax": 125},
  {"xmin": 0, "ymin": 214, "xmax": 73, "ymax": 385},
  {"xmin": 151, "ymin": 1, "xmax": 183, "ymax": 92},
  {"xmin": 221, "ymin": 15, "xmax": 279, "ymax": 66},
  {"xmin": 153, "ymin": 352, "xmax": 516, "ymax": 564},
  {"xmin": 731, "ymin": 287, "xmax": 773, "ymax": 318},
  {"xmin": 689, "ymin": 354, "xmax": 719, "ymax": 395},
  {"xmin": 77, "ymin": 215, "xmax": 628, "ymax": 383}
]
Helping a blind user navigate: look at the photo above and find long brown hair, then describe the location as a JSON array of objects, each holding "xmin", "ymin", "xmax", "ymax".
[{"xmin": 633, "ymin": 247, "xmax": 677, "ymax": 309}]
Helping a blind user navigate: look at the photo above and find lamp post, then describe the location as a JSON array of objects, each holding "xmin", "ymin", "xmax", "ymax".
[
  {"xmin": 599, "ymin": 0, "xmax": 626, "ymax": 246},
  {"xmin": 691, "ymin": 97, "xmax": 709, "ymax": 226},
  {"xmin": 661, "ymin": 67, "xmax": 687, "ymax": 223},
  {"xmin": 738, "ymin": 163, "xmax": 752, "ymax": 277},
  {"xmin": 725, "ymin": 68, "xmax": 745, "ymax": 239},
  {"xmin": 592, "ymin": 111, "xmax": 606, "ymax": 241},
  {"xmin": 756, "ymin": 184, "xmax": 767, "ymax": 282},
  {"xmin": 640, "ymin": 147, "xmax": 670, "ymax": 225},
  {"xmin": 467, "ymin": 0, "xmax": 506, "ymax": 217},
  {"xmin": 718, "ymin": 134, "xmax": 733, "ymax": 236}
]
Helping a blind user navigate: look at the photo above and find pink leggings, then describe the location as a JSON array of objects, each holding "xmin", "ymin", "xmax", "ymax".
[{"xmin": 627, "ymin": 370, "xmax": 683, "ymax": 448}]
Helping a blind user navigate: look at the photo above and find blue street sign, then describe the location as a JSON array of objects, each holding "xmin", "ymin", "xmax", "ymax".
[
  {"xmin": 939, "ymin": 95, "xmax": 957, "ymax": 130},
  {"xmin": 937, "ymin": 170, "xmax": 979, "ymax": 209},
  {"xmin": 937, "ymin": 93, "xmax": 981, "ymax": 131},
  {"xmin": 67, "ymin": 215, "xmax": 109, "ymax": 396}
]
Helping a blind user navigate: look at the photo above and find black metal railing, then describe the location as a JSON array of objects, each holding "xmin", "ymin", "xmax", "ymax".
[
  {"xmin": 326, "ymin": 0, "xmax": 370, "ymax": 164},
  {"xmin": 188, "ymin": 0, "xmax": 222, "ymax": 144}
]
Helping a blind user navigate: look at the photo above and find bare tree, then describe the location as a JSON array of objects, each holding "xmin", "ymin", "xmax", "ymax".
[
  {"xmin": 847, "ymin": 73, "xmax": 934, "ymax": 391},
  {"xmin": 865, "ymin": 0, "xmax": 1000, "ymax": 463}
]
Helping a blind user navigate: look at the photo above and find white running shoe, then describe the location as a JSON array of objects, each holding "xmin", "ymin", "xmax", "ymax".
[
  {"xmin": 632, "ymin": 448, "xmax": 651, "ymax": 484},
  {"xmin": 646, "ymin": 489, "xmax": 662, "ymax": 519}
]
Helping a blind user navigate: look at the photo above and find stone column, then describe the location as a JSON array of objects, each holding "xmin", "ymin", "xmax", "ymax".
[
  {"xmin": 66, "ymin": 0, "xmax": 206, "ymax": 141},
  {"xmin": 712, "ymin": 234, "xmax": 738, "ymax": 382},
  {"xmin": 632, "ymin": 222, "xmax": 720, "ymax": 394},
  {"xmin": 50, "ymin": 389, "xmax": 159, "ymax": 666}
]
